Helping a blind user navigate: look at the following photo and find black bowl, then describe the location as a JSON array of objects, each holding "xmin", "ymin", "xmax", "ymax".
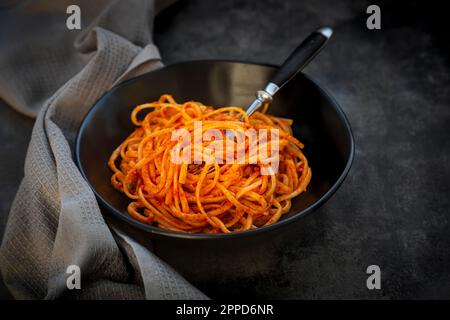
[{"xmin": 75, "ymin": 60, "xmax": 354, "ymax": 240}]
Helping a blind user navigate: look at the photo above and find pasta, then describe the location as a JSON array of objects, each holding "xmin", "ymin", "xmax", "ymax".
[{"xmin": 108, "ymin": 94, "xmax": 311, "ymax": 233}]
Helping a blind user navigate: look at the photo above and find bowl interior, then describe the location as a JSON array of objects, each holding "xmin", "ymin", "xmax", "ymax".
[{"xmin": 76, "ymin": 61, "xmax": 353, "ymax": 238}]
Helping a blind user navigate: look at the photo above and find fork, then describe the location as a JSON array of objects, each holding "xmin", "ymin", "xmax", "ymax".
[{"xmin": 189, "ymin": 26, "xmax": 333, "ymax": 174}]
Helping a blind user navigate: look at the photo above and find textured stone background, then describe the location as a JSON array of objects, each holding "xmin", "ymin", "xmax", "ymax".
[{"xmin": 1, "ymin": 0, "xmax": 449, "ymax": 299}]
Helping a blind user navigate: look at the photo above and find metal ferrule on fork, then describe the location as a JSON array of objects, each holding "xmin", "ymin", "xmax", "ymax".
[{"xmin": 245, "ymin": 82, "xmax": 280, "ymax": 117}]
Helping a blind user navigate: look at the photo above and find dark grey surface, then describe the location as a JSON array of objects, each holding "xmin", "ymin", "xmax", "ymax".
[{"xmin": 1, "ymin": 0, "xmax": 449, "ymax": 299}]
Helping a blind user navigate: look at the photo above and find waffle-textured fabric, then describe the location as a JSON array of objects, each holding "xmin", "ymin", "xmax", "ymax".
[{"xmin": 0, "ymin": 0, "xmax": 206, "ymax": 300}]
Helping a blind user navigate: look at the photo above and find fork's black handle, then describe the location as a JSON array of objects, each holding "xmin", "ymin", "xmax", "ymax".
[{"xmin": 270, "ymin": 27, "xmax": 333, "ymax": 88}]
